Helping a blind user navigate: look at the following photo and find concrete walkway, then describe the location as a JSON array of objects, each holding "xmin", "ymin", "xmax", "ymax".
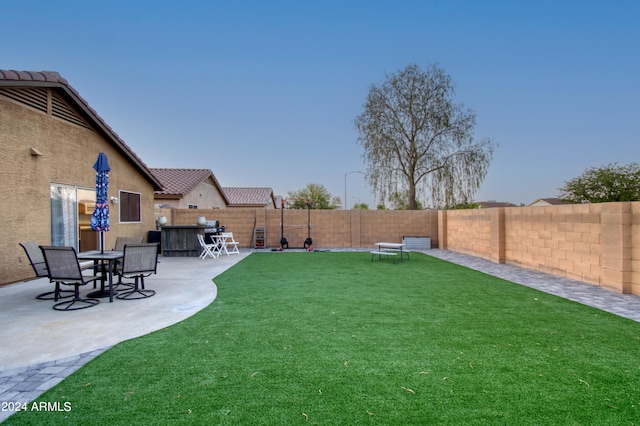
[{"xmin": 2, "ymin": 249, "xmax": 640, "ymax": 423}]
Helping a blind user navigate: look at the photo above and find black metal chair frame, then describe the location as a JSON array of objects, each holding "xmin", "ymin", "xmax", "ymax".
[
  {"xmin": 112, "ymin": 237, "xmax": 144, "ymax": 291},
  {"xmin": 116, "ymin": 243, "xmax": 158, "ymax": 300},
  {"xmin": 19, "ymin": 241, "xmax": 74, "ymax": 300},
  {"xmin": 40, "ymin": 246, "xmax": 101, "ymax": 311}
]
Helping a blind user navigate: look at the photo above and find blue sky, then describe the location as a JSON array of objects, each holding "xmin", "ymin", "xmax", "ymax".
[{"xmin": 4, "ymin": 0, "xmax": 639, "ymax": 207}]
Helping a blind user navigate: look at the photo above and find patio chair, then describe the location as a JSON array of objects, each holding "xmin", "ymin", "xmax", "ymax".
[
  {"xmin": 114, "ymin": 236, "xmax": 144, "ymax": 251},
  {"xmin": 39, "ymin": 246, "xmax": 101, "ymax": 311},
  {"xmin": 197, "ymin": 233, "xmax": 218, "ymax": 259},
  {"xmin": 116, "ymin": 243, "xmax": 158, "ymax": 300},
  {"xmin": 112, "ymin": 236, "xmax": 144, "ymax": 289},
  {"xmin": 221, "ymin": 232, "xmax": 240, "ymax": 255},
  {"xmin": 19, "ymin": 241, "xmax": 74, "ymax": 300}
]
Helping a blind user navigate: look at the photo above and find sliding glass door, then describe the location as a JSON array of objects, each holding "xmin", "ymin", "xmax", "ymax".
[
  {"xmin": 50, "ymin": 184, "xmax": 97, "ymax": 251},
  {"xmin": 50, "ymin": 184, "xmax": 78, "ymax": 249}
]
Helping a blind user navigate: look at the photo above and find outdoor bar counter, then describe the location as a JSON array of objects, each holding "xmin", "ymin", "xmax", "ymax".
[{"xmin": 160, "ymin": 225, "xmax": 205, "ymax": 257}]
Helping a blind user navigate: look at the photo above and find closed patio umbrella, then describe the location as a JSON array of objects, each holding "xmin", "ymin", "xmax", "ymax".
[{"xmin": 90, "ymin": 153, "xmax": 110, "ymax": 253}]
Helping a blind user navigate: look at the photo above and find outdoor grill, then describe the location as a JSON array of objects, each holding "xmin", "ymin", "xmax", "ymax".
[{"xmin": 204, "ymin": 220, "xmax": 225, "ymax": 244}]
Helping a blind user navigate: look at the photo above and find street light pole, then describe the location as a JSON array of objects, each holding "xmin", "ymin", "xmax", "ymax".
[{"xmin": 344, "ymin": 170, "xmax": 363, "ymax": 210}]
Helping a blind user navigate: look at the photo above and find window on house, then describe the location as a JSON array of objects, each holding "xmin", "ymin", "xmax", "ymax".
[
  {"xmin": 188, "ymin": 204, "xmax": 198, "ymax": 209},
  {"xmin": 119, "ymin": 191, "xmax": 141, "ymax": 223}
]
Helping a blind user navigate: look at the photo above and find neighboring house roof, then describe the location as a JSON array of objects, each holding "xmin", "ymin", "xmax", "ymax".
[
  {"xmin": 0, "ymin": 70, "xmax": 163, "ymax": 190},
  {"xmin": 528, "ymin": 197, "xmax": 567, "ymax": 207},
  {"xmin": 151, "ymin": 168, "xmax": 229, "ymax": 203},
  {"xmin": 223, "ymin": 187, "xmax": 276, "ymax": 207},
  {"xmin": 477, "ymin": 201, "xmax": 517, "ymax": 208}
]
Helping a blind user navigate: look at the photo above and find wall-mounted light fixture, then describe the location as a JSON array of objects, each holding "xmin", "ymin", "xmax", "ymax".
[{"xmin": 110, "ymin": 196, "xmax": 119, "ymax": 204}]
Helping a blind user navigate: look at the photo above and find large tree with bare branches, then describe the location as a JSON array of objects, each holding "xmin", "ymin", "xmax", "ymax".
[{"xmin": 355, "ymin": 63, "xmax": 496, "ymax": 209}]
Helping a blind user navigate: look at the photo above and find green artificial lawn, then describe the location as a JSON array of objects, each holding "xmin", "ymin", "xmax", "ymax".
[{"xmin": 7, "ymin": 252, "xmax": 640, "ymax": 425}]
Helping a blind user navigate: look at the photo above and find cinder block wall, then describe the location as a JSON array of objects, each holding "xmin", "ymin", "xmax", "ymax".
[
  {"xmin": 504, "ymin": 204, "xmax": 603, "ymax": 286},
  {"xmin": 163, "ymin": 208, "xmax": 439, "ymax": 250},
  {"xmin": 631, "ymin": 203, "xmax": 640, "ymax": 295},
  {"xmin": 360, "ymin": 210, "xmax": 435, "ymax": 247},
  {"xmin": 441, "ymin": 202, "xmax": 640, "ymax": 295},
  {"xmin": 440, "ymin": 209, "xmax": 492, "ymax": 258}
]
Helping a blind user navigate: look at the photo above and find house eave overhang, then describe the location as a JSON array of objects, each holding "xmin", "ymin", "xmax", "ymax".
[
  {"xmin": 0, "ymin": 77, "xmax": 164, "ymax": 191},
  {"xmin": 154, "ymin": 194, "xmax": 183, "ymax": 200}
]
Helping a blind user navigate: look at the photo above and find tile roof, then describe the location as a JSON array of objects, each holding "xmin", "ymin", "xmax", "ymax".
[
  {"xmin": 151, "ymin": 168, "xmax": 226, "ymax": 199},
  {"xmin": 0, "ymin": 70, "xmax": 67, "ymax": 84},
  {"xmin": 223, "ymin": 187, "xmax": 275, "ymax": 207},
  {"xmin": 528, "ymin": 197, "xmax": 567, "ymax": 206},
  {"xmin": 0, "ymin": 70, "xmax": 163, "ymax": 190}
]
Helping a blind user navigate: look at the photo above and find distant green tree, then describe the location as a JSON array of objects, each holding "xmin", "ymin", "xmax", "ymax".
[
  {"xmin": 558, "ymin": 163, "xmax": 640, "ymax": 203},
  {"xmin": 352, "ymin": 203, "xmax": 369, "ymax": 210},
  {"xmin": 451, "ymin": 201, "xmax": 480, "ymax": 209},
  {"xmin": 287, "ymin": 183, "xmax": 341, "ymax": 209},
  {"xmin": 376, "ymin": 204, "xmax": 386, "ymax": 210}
]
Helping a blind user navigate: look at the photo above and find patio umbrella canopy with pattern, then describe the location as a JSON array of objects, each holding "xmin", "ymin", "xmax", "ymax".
[{"xmin": 90, "ymin": 153, "xmax": 110, "ymax": 253}]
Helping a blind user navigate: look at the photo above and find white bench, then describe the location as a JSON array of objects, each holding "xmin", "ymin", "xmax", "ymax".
[
  {"xmin": 382, "ymin": 248, "xmax": 410, "ymax": 260},
  {"xmin": 370, "ymin": 251, "xmax": 397, "ymax": 263}
]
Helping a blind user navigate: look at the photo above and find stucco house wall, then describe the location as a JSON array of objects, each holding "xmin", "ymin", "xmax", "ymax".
[
  {"xmin": 181, "ymin": 179, "xmax": 227, "ymax": 209},
  {"xmin": 0, "ymin": 72, "xmax": 162, "ymax": 285}
]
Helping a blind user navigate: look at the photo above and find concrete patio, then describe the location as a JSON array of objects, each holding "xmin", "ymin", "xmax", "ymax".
[{"xmin": 0, "ymin": 253, "xmax": 250, "ymax": 370}]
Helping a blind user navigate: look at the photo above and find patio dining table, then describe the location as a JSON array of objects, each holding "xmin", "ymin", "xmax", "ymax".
[
  {"xmin": 77, "ymin": 250, "xmax": 123, "ymax": 302},
  {"xmin": 208, "ymin": 234, "xmax": 230, "ymax": 256}
]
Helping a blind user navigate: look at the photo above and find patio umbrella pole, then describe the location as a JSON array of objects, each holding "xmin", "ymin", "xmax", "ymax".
[{"xmin": 90, "ymin": 153, "xmax": 111, "ymax": 254}]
